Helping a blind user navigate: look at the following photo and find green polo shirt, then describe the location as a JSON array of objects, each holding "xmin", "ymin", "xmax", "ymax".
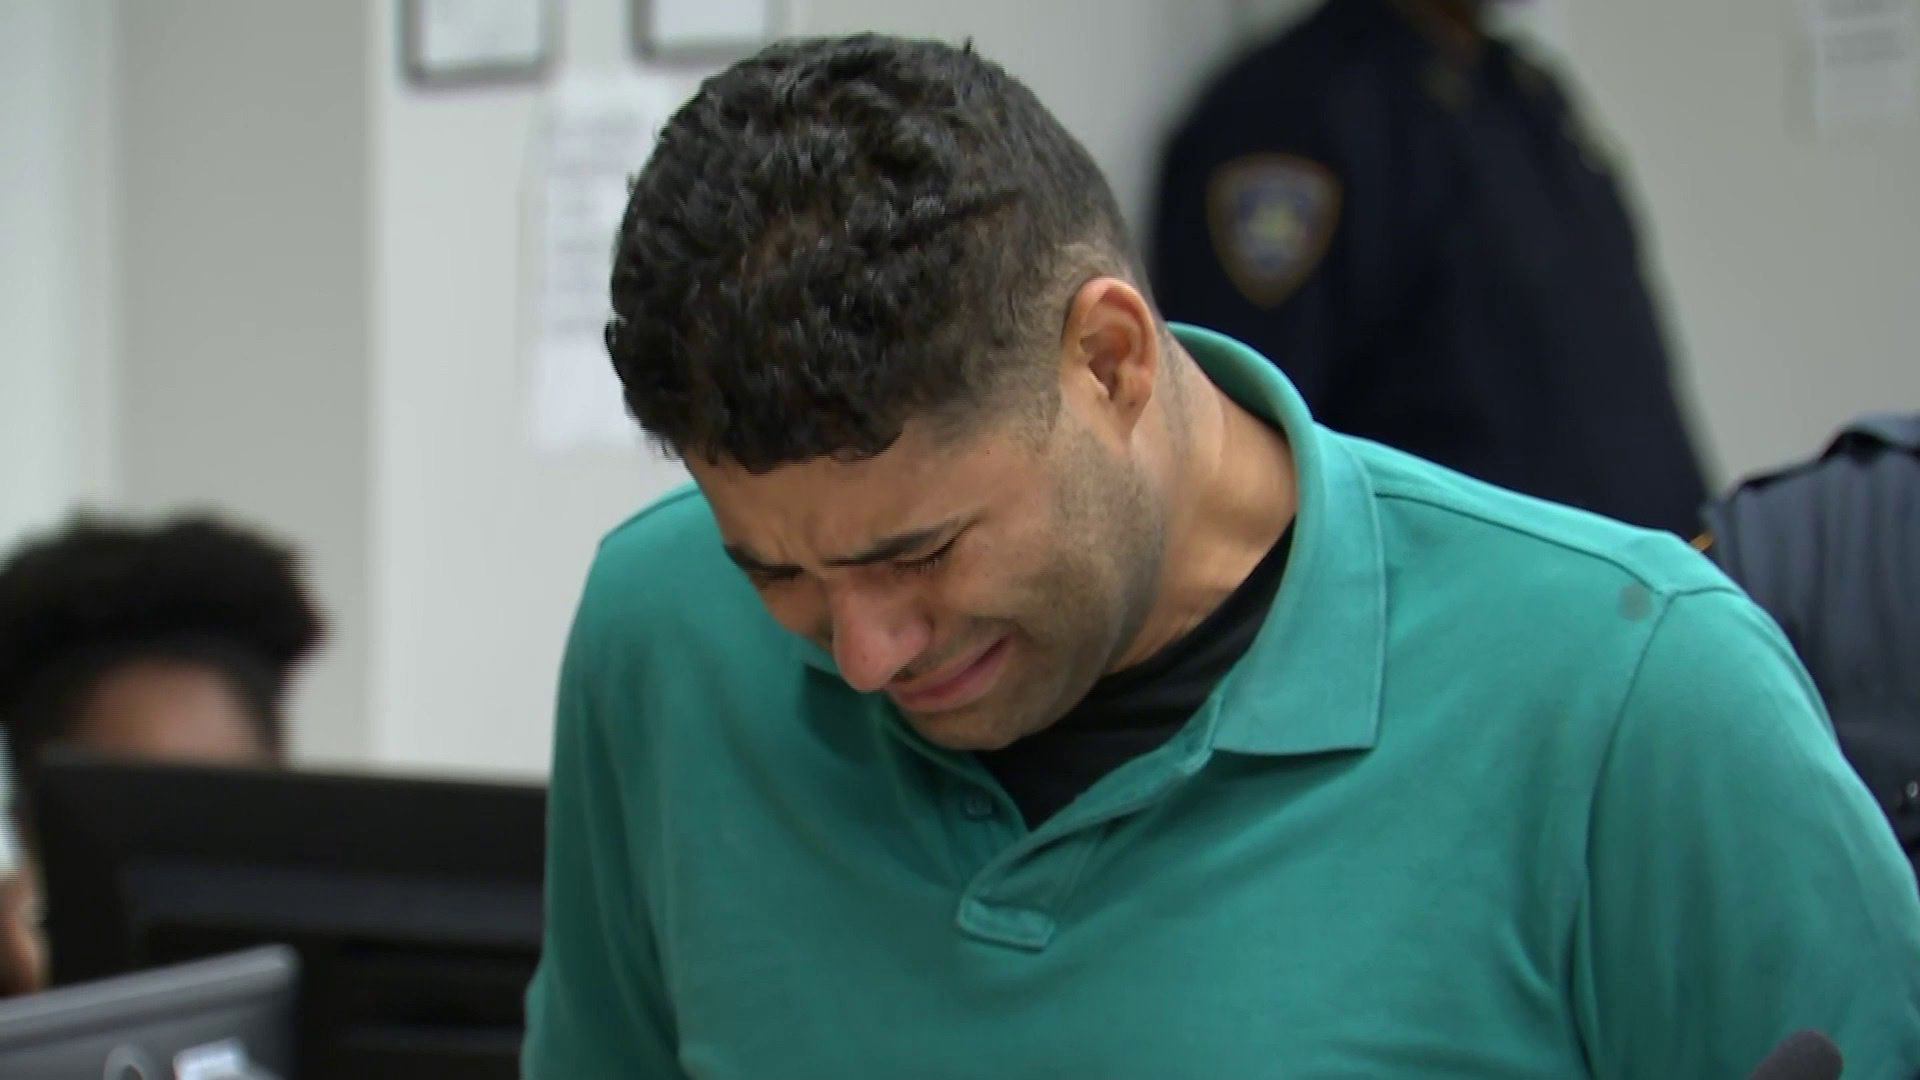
[{"xmin": 525, "ymin": 325, "xmax": 1920, "ymax": 1078}]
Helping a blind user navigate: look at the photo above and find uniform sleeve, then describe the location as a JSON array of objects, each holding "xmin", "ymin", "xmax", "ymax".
[
  {"xmin": 1574, "ymin": 587, "xmax": 1920, "ymax": 1078},
  {"xmin": 1148, "ymin": 114, "xmax": 1347, "ymax": 411},
  {"xmin": 522, "ymin": 596, "xmax": 684, "ymax": 1079}
]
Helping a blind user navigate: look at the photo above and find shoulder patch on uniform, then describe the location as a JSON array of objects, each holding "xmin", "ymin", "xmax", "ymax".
[{"xmin": 1205, "ymin": 154, "xmax": 1341, "ymax": 308}]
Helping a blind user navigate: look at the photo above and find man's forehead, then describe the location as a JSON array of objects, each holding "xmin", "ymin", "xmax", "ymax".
[
  {"xmin": 696, "ymin": 419, "xmax": 1017, "ymax": 493},
  {"xmin": 691, "ymin": 425, "xmax": 1025, "ymax": 547}
]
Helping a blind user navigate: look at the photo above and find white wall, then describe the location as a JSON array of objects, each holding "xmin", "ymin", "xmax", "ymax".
[
  {"xmin": 366, "ymin": 0, "xmax": 1242, "ymax": 776},
  {"xmin": 0, "ymin": 1, "xmax": 118, "ymax": 551},
  {"xmin": 116, "ymin": 1, "xmax": 376, "ymax": 763},
  {"xmin": 367, "ymin": 0, "xmax": 683, "ymax": 776}
]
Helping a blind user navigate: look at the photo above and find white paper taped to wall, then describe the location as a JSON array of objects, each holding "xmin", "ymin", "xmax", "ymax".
[
  {"xmin": 527, "ymin": 74, "xmax": 699, "ymax": 454},
  {"xmin": 1804, "ymin": 0, "xmax": 1920, "ymax": 132}
]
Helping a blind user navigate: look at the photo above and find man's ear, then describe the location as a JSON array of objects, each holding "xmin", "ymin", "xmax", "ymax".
[{"xmin": 1058, "ymin": 277, "xmax": 1160, "ymax": 438}]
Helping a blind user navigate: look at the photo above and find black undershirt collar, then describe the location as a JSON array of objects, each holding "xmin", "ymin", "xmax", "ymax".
[{"xmin": 976, "ymin": 526, "xmax": 1295, "ymax": 827}]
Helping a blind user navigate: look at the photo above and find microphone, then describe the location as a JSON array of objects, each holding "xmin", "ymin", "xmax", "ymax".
[{"xmin": 1746, "ymin": 1030, "xmax": 1843, "ymax": 1080}]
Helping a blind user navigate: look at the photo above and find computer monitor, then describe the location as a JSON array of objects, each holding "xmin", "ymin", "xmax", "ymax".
[
  {"xmin": 0, "ymin": 945, "xmax": 297, "ymax": 1080},
  {"xmin": 30, "ymin": 756, "xmax": 546, "ymax": 1080}
]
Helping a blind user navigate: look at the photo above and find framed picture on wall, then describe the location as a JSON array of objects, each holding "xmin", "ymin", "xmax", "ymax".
[
  {"xmin": 402, "ymin": 0, "xmax": 555, "ymax": 88},
  {"xmin": 634, "ymin": 0, "xmax": 781, "ymax": 63}
]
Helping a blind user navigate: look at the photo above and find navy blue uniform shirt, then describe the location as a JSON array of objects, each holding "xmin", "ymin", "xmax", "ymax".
[
  {"xmin": 1705, "ymin": 413, "xmax": 1920, "ymax": 873},
  {"xmin": 1151, "ymin": 0, "xmax": 1708, "ymax": 534}
]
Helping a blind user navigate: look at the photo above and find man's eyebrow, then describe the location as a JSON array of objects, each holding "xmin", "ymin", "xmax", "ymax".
[
  {"xmin": 722, "ymin": 519, "xmax": 961, "ymax": 575},
  {"xmin": 722, "ymin": 545, "xmax": 789, "ymax": 576}
]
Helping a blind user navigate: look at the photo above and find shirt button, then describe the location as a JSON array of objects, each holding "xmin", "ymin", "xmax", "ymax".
[{"xmin": 960, "ymin": 791, "xmax": 997, "ymax": 821}]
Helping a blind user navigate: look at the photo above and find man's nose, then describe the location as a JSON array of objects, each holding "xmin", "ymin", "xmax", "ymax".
[{"xmin": 825, "ymin": 585, "xmax": 931, "ymax": 693}]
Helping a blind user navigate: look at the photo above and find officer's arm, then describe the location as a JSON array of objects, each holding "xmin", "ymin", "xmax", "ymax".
[
  {"xmin": 523, "ymin": 602, "xmax": 683, "ymax": 1079},
  {"xmin": 1573, "ymin": 587, "xmax": 1920, "ymax": 1077},
  {"xmin": 1150, "ymin": 124, "xmax": 1347, "ymax": 410}
]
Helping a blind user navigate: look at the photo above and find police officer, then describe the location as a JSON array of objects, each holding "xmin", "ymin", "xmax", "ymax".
[
  {"xmin": 1701, "ymin": 413, "xmax": 1920, "ymax": 876},
  {"xmin": 1152, "ymin": 0, "xmax": 1708, "ymax": 534}
]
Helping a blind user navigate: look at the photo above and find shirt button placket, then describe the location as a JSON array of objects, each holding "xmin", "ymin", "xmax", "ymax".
[{"xmin": 959, "ymin": 790, "xmax": 997, "ymax": 821}]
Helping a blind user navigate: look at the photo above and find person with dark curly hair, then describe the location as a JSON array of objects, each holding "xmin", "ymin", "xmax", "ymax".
[
  {"xmin": 524, "ymin": 35, "xmax": 1920, "ymax": 1078},
  {"xmin": 0, "ymin": 512, "xmax": 324, "ymax": 995}
]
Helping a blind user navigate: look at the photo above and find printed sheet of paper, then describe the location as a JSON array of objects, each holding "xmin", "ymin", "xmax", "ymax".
[
  {"xmin": 527, "ymin": 74, "xmax": 696, "ymax": 453},
  {"xmin": 1805, "ymin": 0, "xmax": 1920, "ymax": 132}
]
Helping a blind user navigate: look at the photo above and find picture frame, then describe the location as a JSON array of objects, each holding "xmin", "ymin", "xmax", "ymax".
[
  {"xmin": 402, "ymin": 0, "xmax": 555, "ymax": 89},
  {"xmin": 633, "ymin": 0, "xmax": 781, "ymax": 64}
]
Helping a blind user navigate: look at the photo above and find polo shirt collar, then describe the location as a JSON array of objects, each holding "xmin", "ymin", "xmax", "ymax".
[
  {"xmin": 1173, "ymin": 324, "xmax": 1385, "ymax": 757},
  {"xmin": 789, "ymin": 324, "xmax": 1388, "ymax": 758}
]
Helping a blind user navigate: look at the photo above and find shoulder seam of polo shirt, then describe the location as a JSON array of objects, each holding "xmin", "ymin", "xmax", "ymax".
[{"xmin": 1368, "ymin": 473, "xmax": 1729, "ymax": 595}]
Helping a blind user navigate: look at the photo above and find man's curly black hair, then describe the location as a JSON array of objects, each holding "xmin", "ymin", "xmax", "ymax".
[
  {"xmin": 0, "ymin": 513, "xmax": 324, "ymax": 771},
  {"xmin": 608, "ymin": 34, "xmax": 1144, "ymax": 472}
]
